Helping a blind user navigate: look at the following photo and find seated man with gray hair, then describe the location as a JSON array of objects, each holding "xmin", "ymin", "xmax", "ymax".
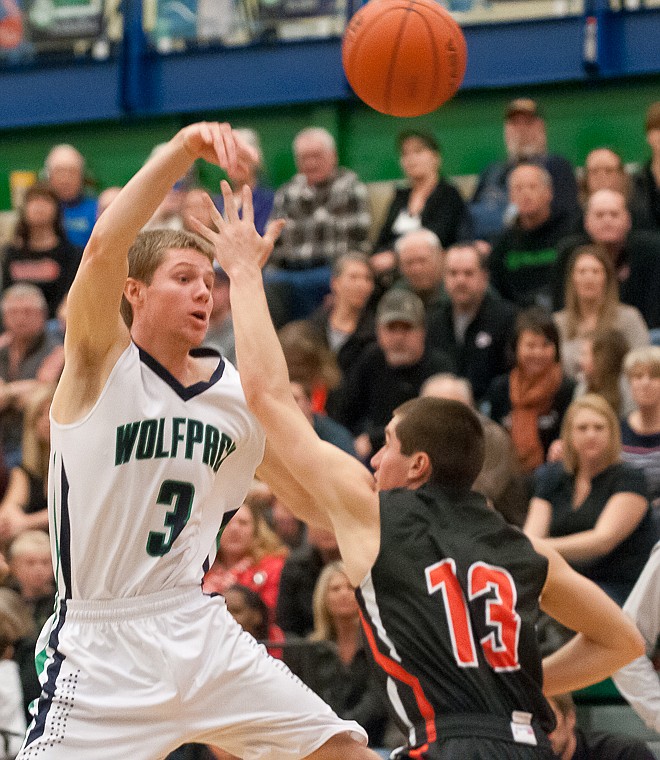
[
  {"xmin": 395, "ymin": 228, "xmax": 446, "ymax": 316},
  {"xmin": 44, "ymin": 143, "xmax": 98, "ymax": 249},
  {"xmin": 266, "ymin": 127, "xmax": 371, "ymax": 323},
  {"xmin": 0, "ymin": 284, "xmax": 63, "ymax": 467}
]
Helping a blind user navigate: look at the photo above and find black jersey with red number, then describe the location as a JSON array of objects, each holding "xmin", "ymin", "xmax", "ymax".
[{"xmin": 356, "ymin": 483, "xmax": 555, "ymax": 752}]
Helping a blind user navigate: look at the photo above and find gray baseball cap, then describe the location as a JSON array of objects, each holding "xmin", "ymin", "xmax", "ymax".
[{"xmin": 376, "ymin": 289, "xmax": 425, "ymax": 327}]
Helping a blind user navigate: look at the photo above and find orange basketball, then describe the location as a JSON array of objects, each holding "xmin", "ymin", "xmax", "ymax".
[{"xmin": 342, "ymin": 0, "xmax": 467, "ymax": 118}]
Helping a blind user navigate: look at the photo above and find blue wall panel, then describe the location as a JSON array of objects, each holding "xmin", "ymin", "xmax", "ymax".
[
  {"xmin": 139, "ymin": 40, "xmax": 352, "ymax": 115},
  {"xmin": 0, "ymin": 60, "xmax": 123, "ymax": 129},
  {"xmin": 0, "ymin": 5, "xmax": 658, "ymax": 129}
]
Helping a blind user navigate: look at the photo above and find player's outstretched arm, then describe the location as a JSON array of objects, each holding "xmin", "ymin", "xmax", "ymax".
[
  {"xmin": 531, "ymin": 537, "xmax": 645, "ymax": 696},
  {"xmin": 190, "ymin": 184, "xmax": 380, "ymax": 585}
]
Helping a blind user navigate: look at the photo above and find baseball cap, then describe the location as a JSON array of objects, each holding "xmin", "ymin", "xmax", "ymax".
[
  {"xmin": 645, "ymin": 101, "xmax": 660, "ymax": 133},
  {"xmin": 505, "ymin": 98, "xmax": 541, "ymax": 120},
  {"xmin": 376, "ymin": 289, "xmax": 425, "ymax": 327}
]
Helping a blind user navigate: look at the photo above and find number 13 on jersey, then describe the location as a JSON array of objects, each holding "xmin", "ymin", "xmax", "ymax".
[{"xmin": 426, "ymin": 558, "xmax": 521, "ymax": 672}]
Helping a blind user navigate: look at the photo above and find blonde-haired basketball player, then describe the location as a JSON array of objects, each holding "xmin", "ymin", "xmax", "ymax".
[{"xmin": 18, "ymin": 123, "xmax": 379, "ymax": 760}]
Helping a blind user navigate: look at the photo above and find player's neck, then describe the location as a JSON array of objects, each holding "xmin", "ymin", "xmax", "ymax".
[{"xmin": 131, "ymin": 326, "xmax": 198, "ymax": 385}]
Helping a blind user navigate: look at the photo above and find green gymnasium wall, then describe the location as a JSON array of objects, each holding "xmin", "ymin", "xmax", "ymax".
[{"xmin": 0, "ymin": 75, "xmax": 659, "ymax": 211}]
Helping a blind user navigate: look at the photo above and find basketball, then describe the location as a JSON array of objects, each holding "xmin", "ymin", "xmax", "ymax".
[{"xmin": 342, "ymin": 0, "xmax": 467, "ymax": 118}]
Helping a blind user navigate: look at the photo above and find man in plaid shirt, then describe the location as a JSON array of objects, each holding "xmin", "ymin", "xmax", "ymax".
[{"xmin": 265, "ymin": 127, "xmax": 371, "ymax": 322}]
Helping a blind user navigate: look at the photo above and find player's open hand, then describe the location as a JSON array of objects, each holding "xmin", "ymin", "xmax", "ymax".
[
  {"xmin": 180, "ymin": 122, "xmax": 259, "ymax": 176},
  {"xmin": 188, "ymin": 180, "xmax": 285, "ymax": 276}
]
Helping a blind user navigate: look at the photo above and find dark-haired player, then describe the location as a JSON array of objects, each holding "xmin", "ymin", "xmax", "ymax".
[{"xmin": 190, "ymin": 182, "xmax": 645, "ymax": 760}]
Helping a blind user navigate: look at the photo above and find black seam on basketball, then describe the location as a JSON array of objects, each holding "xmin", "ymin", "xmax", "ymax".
[
  {"xmin": 343, "ymin": 6, "xmax": 404, "ymax": 105},
  {"xmin": 415, "ymin": 7, "xmax": 445, "ymax": 111},
  {"xmin": 385, "ymin": 4, "xmax": 414, "ymax": 114}
]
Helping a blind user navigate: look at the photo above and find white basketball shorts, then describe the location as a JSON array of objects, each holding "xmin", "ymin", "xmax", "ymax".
[{"xmin": 18, "ymin": 586, "xmax": 367, "ymax": 759}]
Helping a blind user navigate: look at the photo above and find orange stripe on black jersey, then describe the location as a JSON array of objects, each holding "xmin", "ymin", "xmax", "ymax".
[{"xmin": 358, "ymin": 607, "xmax": 437, "ymax": 750}]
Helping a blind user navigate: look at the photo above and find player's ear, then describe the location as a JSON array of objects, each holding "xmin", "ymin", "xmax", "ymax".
[
  {"xmin": 408, "ymin": 451, "xmax": 431, "ymax": 484},
  {"xmin": 124, "ymin": 277, "xmax": 143, "ymax": 307}
]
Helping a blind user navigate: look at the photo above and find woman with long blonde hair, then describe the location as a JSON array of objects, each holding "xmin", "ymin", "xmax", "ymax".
[
  {"xmin": 553, "ymin": 244, "xmax": 649, "ymax": 378},
  {"xmin": 525, "ymin": 393, "xmax": 657, "ymax": 603},
  {"xmin": 202, "ymin": 499, "xmax": 288, "ymax": 615},
  {"xmin": 284, "ymin": 562, "xmax": 389, "ymax": 748}
]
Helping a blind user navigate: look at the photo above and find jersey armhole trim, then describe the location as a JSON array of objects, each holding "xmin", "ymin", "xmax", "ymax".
[{"xmin": 50, "ymin": 342, "xmax": 135, "ymax": 431}]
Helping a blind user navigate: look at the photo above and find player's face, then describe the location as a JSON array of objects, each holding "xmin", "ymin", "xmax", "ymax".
[
  {"xmin": 628, "ymin": 364, "xmax": 660, "ymax": 409},
  {"xmin": 572, "ymin": 253, "xmax": 607, "ymax": 303},
  {"xmin": 325, "ymin": 570, "xmax": 358, "ymax": 621},
  {"xmin": 371, "ymin": 417, "xmax": 414, "ymax": 491},
  {"xmin": 571, "ymin": 408, "xmax": 611, "ymax": 466},
  {"xmin": 141, "ymin": 248, "xmax": 215, "ymax": 346}
]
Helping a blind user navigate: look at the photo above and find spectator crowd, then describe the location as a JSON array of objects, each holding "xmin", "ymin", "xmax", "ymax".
[{"xmin": 2, "ymin": 98, "xmax": 660, "ymax": 759}]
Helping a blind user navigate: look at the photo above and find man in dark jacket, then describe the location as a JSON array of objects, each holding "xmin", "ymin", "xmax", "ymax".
[
  {"xmin": 331, "ymin": 289, "xmax": 454, "ymax": 460},
  {"xmin": 427, "ymin": 243, "xmax": 517, "ymax": 403},
  {"xmin": 489, "ymin": 162, "xmax": 574, "ymax": 309}
]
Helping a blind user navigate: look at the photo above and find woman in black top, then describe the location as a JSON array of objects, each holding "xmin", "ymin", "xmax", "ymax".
[
  {"xmin": 370, "ymin": 131, "xmax": 472, "ymax": 279},
  {"xmin": 525, "ymin": 393, "xmax": 657, "ymax": 604},
  {"xmin": 2, "ymin": 183, "xmax": 81, "ymax": 318},
  {"xmin": 283, "ymin": 561, "xmax": 389, "ymax": 748}
]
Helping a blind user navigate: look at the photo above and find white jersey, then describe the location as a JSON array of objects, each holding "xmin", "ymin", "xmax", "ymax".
[{"xmin": 48, "ymin": 342, "xmax": 265, "ymax": 600}]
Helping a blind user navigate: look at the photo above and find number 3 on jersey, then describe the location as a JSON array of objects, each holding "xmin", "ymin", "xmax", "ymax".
[
  {"xmin": 147, "ymin": 480, "xmax": 195, "ymax": 556},
  {"xmin": 425, "ymin": 558, "xmax": 521, "ymax": 672}
]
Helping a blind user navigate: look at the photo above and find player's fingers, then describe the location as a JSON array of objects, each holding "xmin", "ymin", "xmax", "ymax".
[
  {"xmin": 199, "ymin": 122, "xmax": 213, "ymax": 147},
  {"xmin": 241, "ymin": 185, "xmax": 255, "ymax": 226},
  {"xmin": 220, "ymin": 180, "xmax": 240, "ymax": 223},
  {"xmin": 203, "ymin": 193, "xmax": 225, "ymax": 231},
  {"xmin": 186, "ymin": 213, "xmax": 214, "ymax": 242},
  {"xmin": 235, "ymin": 132, "xmax": 259, "ymax": 167},
  {"xmin": 262, "ymin": 218, "xmax": 286, "ymax": 249},
  {"xmin": 211, "ymin": 124, "xmax": 229, "ymax": 169},
  {"xmin": 218, "ymin": 123, "xmax": 237, "ymax": 172}
]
